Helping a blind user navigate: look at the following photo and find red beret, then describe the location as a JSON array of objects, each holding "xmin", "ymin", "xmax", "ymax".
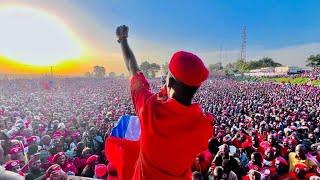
[
  {"xmin": 9, "ymin": 147, "xmax": 22, "ymax": 155},
  {"xmin": 71, "ymin": 132, "xmax": 81, "ymax": 140},
  {"xmin": 26, "ymin": 136, "xmax": 37, "ymax": 145},
  {"xmin": 52, "ymin": 152, "xmax": 65, "ymax": 163},
  {"xmin": 46, "ymin": 164, "xmax": 62, "ymax": 178},
  {"xmin": 38, "ymin": 127, "xmax": 46, "ymax": 132},
  {"xmin": 169, "ymin": 51, "xmax": 208, "ymax": 87},
  {"xmin": 4, "ymin": 160, "xmax": 20, "ymax": 170},
  {"xmin": 95, "ymin": 164, "xmax": 108, "ymax": 178},
  {"xmin": 53, "ymin": 132, "xmax": 63, "ymax": 139},
  {"xmin": 295, "ymin": 163, "xmax": 308, "ymax": 171},
  {"xmin": 86, "ymin": 155, "xmax": 99, "ymax": 165}
]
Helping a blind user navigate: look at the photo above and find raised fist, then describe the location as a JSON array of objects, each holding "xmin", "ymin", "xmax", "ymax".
[{"xmin": 116, "ymin": 25, "xmax": 129, "ymax": 42}]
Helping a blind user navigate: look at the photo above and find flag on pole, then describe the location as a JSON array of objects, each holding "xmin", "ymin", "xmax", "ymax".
[{"xmin": 105, "ymin": 115, "xmax": 140, "ymax": 180}]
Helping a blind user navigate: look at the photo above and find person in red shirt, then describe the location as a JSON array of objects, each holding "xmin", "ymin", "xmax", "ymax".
[
  {"xmin": 52, "ymin": 152, "xmax": 78, "ymax": 175},
  {"xmin": 116, "ymin": 25, "xmax": 213, "ymax": 179}
]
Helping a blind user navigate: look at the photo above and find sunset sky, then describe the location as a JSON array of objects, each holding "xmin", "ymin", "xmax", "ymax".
[{"xmin": 0, "ymin": 0, "xmax": 320, "ymax": 75}]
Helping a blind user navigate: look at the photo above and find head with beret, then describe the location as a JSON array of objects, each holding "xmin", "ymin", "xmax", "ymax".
[
  {"xmin": 26, "ymin": 136, "xmax": 38, "ymax": 146},
  {"xmin": 4, "ymin": 160, "xmax": 20, "ymax": 172},
  {"xmin": 85, "ymin": 155, "xmax": 99, "ymax": 166},
  {"xmin": 95, "ymin": 164, "xmax": 107, "ymax": 178},
  {"xmin": 52, "ymin": 152, "xmax": 66, "ymax": 166},
  {"xmin": 9, "ymin": 147, "xmax": 23, "ymax": 161},
  {"xmin": 164, "ymin": 51, "xmax": 208, "ymax": 105},
  {"xmin": 45, "ymin": 164, "xmax": 67, "ymax": 180},
  {"xmin": 294, "ymin": 163, "xmax": 308, "ymax": 179}
]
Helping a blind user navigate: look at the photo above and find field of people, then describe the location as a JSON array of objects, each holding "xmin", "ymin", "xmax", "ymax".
[{"xmin": 0, "ymin": 76, "xmax": 319, "ymax": 179}]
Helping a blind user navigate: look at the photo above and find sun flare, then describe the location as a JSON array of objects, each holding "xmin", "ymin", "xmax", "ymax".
[{"xmin": 0, "ymin": 6, "xmax": 82, "ymax": 66}]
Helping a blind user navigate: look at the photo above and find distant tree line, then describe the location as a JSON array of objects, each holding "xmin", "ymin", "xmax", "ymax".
[
  {"xmin": 84, "ymin": 54, "xmax": 320, "ymax": 78},
  {"xmin": 208, "ymin": 57, "xmax": 282, "ymax": 75},
  {"xmin": 306, "ymin": 54, "xmax": 320, "ymax": 67}
]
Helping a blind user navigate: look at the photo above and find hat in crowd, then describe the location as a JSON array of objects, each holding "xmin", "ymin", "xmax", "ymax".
[
  {"xmin": 223, "ymin": 135, "xmax": 232, "ymax": 143},
  {"xmin": 295, "ymin": 163, "xmax": 308, "ymax": 171},
  {"xmin": 4, "ymin": 160, "xmax": 20, "ymax": 170},
  {"xmin": 52, "ymin": 152, "xmax": 65, "ymax": 163},
  {"xmin": 58, "ymin": 123, "xmax": 65, "ymax": 130},
  {"xmin": 260, "ymin": 121, "xmax": 267, "ymax": 126},
  {"xmin": 9, "ymin": 147, "xmax": 22, "ymax": 155},
  {"xmin": 26, "ymin": 136, "xmax": 37, "ymax": 145},
  {"xmin": 38, "ymin": 126, "xmax": 46, "ymax": 132},
  {"xmin": 45, "ymin": 164, "xmax": 62, "ymax": 178},
  {"xmin": 169, "ymin": 51, "xmax": 208, "ymax": 87},
  {"xmin": 95, "ymin": 164, "xmax": 108, "ymax": 178},
  {"xmin": 86, "ymin": 155, "xmax": 99, "ymax": 165},
  {"xmin": 52, "ymin": 132, "xmax": 63, "ymax": 139},
  {"xmin": 71, "ymin": 132, "xmax": 81, "ymax": 140}
]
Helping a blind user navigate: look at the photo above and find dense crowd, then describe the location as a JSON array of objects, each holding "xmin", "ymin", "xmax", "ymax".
[{"xmin": 0, "ymin": 76, "xmax": 319, "ymax": 179}]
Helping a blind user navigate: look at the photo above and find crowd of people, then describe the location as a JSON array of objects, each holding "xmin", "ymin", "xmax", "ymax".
[{"xmin": 0, "ymin": 75, "xmax": 319, "ymax": 179}]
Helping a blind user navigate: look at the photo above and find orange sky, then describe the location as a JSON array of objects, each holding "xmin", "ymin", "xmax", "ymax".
[
  {"xmin": 0, "ymin": 55, "xmax": 127, "ymax": 76},
  {"xmin": 0, "ymin": 2, "xmax": 129, "ymax": 76}
]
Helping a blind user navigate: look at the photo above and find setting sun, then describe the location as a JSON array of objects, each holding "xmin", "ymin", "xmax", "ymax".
[{"xmin": 0, "ymin": 6, "xmax": 82, "ymax": 66}]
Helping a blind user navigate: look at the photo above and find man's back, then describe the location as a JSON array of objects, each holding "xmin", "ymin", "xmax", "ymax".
[{"xmin": 131, "ymin": 73, "xmax": 213, "ymax": 179}]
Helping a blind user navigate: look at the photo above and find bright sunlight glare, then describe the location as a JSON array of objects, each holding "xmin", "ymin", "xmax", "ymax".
[{"xmin": 0, "ymin": 6, "xmax": 82, "ymax": 66}]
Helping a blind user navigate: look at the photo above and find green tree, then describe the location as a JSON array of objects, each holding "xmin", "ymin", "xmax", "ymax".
[
  {"xmin": 161, "ymin": 62, "xmax": 169, "ymax": 76},
  {"xmin": 140, "ymin": 61, "xmax": 151, "ymax": 77},
  {"xmin": 209, "ymin": 62, "xmax": 223, "ymax": 72},
  {"xmin": 108, "ymin": 72, "xmax": 116, "ymax": 78},
  {"xmin": 93, "ymin": 66, "xmax": 106, "ymax": 78},
  {"xmin": 140, "ymin": 61, "xmax": 160, "ymax": 78},
  {"xmin": 224, "ymin": 63, "xmax": 235, "ymax": 76},
  {"xmin": 234, "ymin": 60, "xmax": 249, "ymax": 73},
  {"xmin": 259, "ymin": 57, "xmax": 282, "ymax": 67},
  {"xmin": 84, "ymin": 72, "xmax": 92, "ymax": 78},
  {"xmin": 306, "ymin": 54, "xmax": 320, "ymax": 67},
  {"xmin": 149, "ymin": 63, "xmax": 160, "ymax": 78}
]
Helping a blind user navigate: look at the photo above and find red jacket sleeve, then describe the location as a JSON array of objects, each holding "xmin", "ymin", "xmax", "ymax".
[{"xmin": 130, "ymin": 72, "xmax": 153, "ymax": 116}]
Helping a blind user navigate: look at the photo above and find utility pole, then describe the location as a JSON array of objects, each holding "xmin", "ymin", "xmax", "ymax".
[{"xmin": 240, "ymin": 25, "xmax": 247, "ymax": 61}]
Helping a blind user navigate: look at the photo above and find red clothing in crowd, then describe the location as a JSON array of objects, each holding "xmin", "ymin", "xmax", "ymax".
[
  {"xmin": 131, "ymin": 72, "xmax": 213, "ymax": 180},
  {"xmin": 61, "ymin": 162, "xmax": 78, "ymax": 175},
  {"xmin": 259, "ymin": 141, "xmax": 271, "ymax": 154},
  {"xmin": 232, "ymin": 135, "xmax": 252, "ymax": 149},
  {"xmin": 73, "ymin": 157, "xmax": 87, "ymax": 173}
]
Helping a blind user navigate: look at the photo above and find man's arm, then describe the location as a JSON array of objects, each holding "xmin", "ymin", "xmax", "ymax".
[{"xmin": 116, "ymin": 25, "xmax": 139, "ymax": 76}]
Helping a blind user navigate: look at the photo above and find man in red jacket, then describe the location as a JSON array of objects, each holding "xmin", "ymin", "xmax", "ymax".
[{"xmin": 116, "ymin": 25, "xmax": 213, "ymax": 179}]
